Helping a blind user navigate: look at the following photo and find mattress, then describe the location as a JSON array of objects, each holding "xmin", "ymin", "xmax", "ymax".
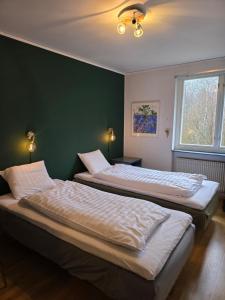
[
  {"xmin": 0, "ymin": 192, "xmax": 192, "ymax": 281},
  {"xmin": 75, "ymin": 172, "xmax": 219, "ymax": 210}
]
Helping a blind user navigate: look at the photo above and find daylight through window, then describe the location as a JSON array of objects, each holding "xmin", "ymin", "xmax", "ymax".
[{"xmin": 173, "ymin": 73, "xmax": 225, "ymax": 153}]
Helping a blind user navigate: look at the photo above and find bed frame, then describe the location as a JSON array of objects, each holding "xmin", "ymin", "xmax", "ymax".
[
  {"xmin": 0, "ymin": 209, "xmax": 195, "ymax": 300},
  {"xmin": 75, "ymin": 177, "xmax": 219, "ymax": 230}
]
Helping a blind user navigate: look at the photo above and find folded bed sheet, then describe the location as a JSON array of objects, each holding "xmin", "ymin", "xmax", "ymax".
[
  {"xmin": 75, "ymin": 172, "xmax": 219, "ymax": 210},
  {"xmin": 94, "ymin": 164, "xmax": 206, "ymax": 197}
]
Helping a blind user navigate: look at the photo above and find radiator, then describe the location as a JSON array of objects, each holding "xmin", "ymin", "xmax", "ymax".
[{"xmin": 174, "ymin": 157, "xmax": 225, "ymax": 192}]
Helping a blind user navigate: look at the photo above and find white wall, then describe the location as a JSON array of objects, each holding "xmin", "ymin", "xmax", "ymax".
[{"xmin": 124, "ymin": 57, "xmax": 225, "ymax": 171}]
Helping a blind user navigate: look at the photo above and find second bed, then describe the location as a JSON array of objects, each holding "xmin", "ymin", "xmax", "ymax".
[{"xmin": 75, "ymin": 170, "xmax": 219, "ymax": 229}]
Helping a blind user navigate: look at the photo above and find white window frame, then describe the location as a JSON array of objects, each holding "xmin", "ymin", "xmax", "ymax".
[{"xmin": 173, "ymin": 72, "xmax": 225, "ymax": 154}]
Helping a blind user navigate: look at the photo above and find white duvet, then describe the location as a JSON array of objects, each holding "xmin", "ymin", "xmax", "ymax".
[
  {"xmin": 94, "ymin": 164, "xmax": 206, "ymax": 197},
  {"xmin": 20, "ymin": 181, "xmax": 170, "ymax": 251}
]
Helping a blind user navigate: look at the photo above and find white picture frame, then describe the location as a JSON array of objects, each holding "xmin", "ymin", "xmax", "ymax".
[{"xmin": 132, "ymin": 101, "xmax": 160, "ymax": 136}]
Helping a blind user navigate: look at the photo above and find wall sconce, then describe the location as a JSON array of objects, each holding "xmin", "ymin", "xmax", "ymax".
[
  {"xmin": 108, "ymin": 128, "xmax": 116, "ymax": 142},
  {"xmin": 107, "ymin": 128, "xmax": 116, "ymax": 160},
  {"xmin": 27, "ymin": 131, "xmax": 36, "ymax": 153}
]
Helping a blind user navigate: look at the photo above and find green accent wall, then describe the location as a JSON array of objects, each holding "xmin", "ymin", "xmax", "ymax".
[{"xmin": 0, "ymin": 35, "xmax": 124, "ymax": 194}]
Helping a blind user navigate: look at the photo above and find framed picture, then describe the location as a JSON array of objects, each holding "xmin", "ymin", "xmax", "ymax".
[{"xmin": 132, "ymin": 101, "xmax": 160, "ymax": 136}]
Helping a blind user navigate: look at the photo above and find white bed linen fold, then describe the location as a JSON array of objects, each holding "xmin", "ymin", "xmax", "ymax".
[
  {"xmin": 75, "ymin": 172, "xmax": 219, "ymax": 210},
  {"xmin": 20, "ymin": 181, "xmax": 170, "ymax": 251},
  {"xmin": 94, "ymin": 164, "xmax": 206, "ymax": 197}
]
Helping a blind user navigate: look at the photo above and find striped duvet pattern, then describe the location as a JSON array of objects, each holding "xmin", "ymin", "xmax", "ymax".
[{"xmin": 20, "ymin": 181, "xmax": 170, "ymax": 251}]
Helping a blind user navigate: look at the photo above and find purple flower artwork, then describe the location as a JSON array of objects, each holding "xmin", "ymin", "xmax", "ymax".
[{"xmin": 132, "ymin": 102, "xmax": 159, "ymax": 136}]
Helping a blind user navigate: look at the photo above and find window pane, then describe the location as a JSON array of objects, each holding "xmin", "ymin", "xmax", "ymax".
[
  {"xmin": 180, "ymin": 76, "xmax": 219, "ymax": 146},
  {"xmin": 221, "ymin": 99, "xmax": 225, "ymax": 147}
]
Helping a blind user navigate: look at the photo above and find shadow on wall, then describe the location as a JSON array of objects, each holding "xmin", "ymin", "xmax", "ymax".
[{"xmin": 44, "ymin": 0, "xmax": 171, "ymax": 28}]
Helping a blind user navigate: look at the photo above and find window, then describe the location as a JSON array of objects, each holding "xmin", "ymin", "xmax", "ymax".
[{"xmin": 173, "ymin": 72, "xmax": 225, "ymax": 153}]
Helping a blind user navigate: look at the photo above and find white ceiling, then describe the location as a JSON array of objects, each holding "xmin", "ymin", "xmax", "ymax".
[{"xmin": 0, "ymin": 0, "xmax": 225, "ymax": 74}]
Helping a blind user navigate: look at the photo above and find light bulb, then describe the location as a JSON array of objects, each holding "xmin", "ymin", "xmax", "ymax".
[
  {"xmin": 110, "ymin": 132, "xmax": 116, "ymax": 142},
  {"xmin": 28, "ymin": 142, "xmax": 36, "ymax": 153},
  {"xmin": 134, "ymin": 23, "xmax": 143, "ymax": 38},
  {"xmin": 117, "ymin": 22, "xmax": 126, "ymax": 35},
  {"xmin": 108, "ymin": 128, "xmax": 116, "ymax": 142}
]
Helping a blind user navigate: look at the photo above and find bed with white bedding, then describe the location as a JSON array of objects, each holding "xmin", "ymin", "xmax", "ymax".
[
  {"xmin": 0, "ymin": 180, "xmax": 195, "ymax": 300},
  {"xmin": 74, "ymin": 165, "xmax": 219, "ymax": 229}
]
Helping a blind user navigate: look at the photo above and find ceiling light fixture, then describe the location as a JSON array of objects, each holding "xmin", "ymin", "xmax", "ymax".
[{"xmin": 117, "ymin": 3, "xmax": 147, "ymax": 38}]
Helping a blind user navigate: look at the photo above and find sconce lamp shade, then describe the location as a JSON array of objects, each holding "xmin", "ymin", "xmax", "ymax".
[
  {"xmin": 108, "ymin": 128, "xmax": 116, "ymax": 142},
  {"xmin": 28, "ymin": 142, "xmax": 36, "ymax": 152},
  {"xmin": 27, "ymin": 131, "xmax": 36, "ymax": 153}
]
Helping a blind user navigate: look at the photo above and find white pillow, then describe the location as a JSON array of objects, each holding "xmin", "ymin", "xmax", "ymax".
[
  {"xmin": 78, "ymin": 150, "xmax": 110, "ymax": 175},
  {"xmin": 0, "ymin": 161, "xmax": 56, "ymax": 200}
]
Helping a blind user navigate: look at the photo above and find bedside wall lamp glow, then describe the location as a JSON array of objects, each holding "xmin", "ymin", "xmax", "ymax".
[
  {"xmin": 107, "ymin": 128, "xmax": 116, "ymax": 159},
  {"xmin": 117, "ymin": 3, "xmax": 147, "ymax": 38},
  {"xmin": 27, "ymin": 131, "xmax": 36, "ymax": 153},
  {"xmin": 108, "ymin": 128, "xmax": 116, "ymax": 142}
]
